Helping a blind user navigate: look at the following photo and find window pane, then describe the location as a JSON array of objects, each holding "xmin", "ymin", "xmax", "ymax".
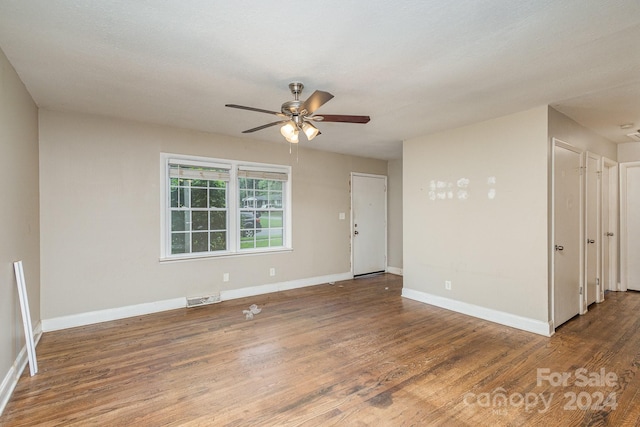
[
  {"xmin": 240, "ymin": 190, "xmax": 255, "ymax": 208},
  {"xmin": 256, "ymin": 190, "xmax": 268, "ymax": 208},
  {"xmin": 256, "ymin": 210, "xmax": 268, "ymax": 227},
  {"xmin": 209, "ymin": 187, "xmax": 226, "ymax": 208},
  {"xmin": 171, "ymin": 211, "xmax": 189, "ymax": 231},
  {"xmin": 171, "ymin": 187, "xmax": 189, "ymax": 208},
  {"xmin": 269, "ymin": 211, "xmax": 283, "ymax": 227},
  {"xmin": 171, "ymin": 187, "xmax": 178, "ymax": 207},
  {"xmin": 240, "ymin": 211, "xmax": 260, "ymax": 249},
  {"xmin": 210, "ymin": 211, "xmax": 226, "ymax": 230},
  {"xmin": 269, "ymin": 228, "xmax": 283, "ymax": 246},
  {"xmin": 171, "ymin": 233, "xmax": 190, "ymax": 254},
  {"xmin": 240, "ymin": 212, "xmax": 258, "ymax": 230},
  {"xmin": 191, "ymin": 188, "xmax": 207, "ymax": 208},
  {"xmin": 240, "ymin": 236, "xmax": 255, "ymax": 249},
  {"xmin": 269, "ymin": 191, "xmax": 282, "ymax": 208},
  {"xmin": 270, "ymin": 234, "xmax": 283, "ymax": 246},
  {"xmin": 192, "ymin": 232, "xmax": 208, "ymax": 252},
  {"xmin": 210, "ymin": 231, "xmax": 226, "ymax": 251},
  {"xmin": 191, "ymin": 179, "xmax": 208, "ymax": 188},
  {"xmin": 192, "ymin": 211, "xmax": 208, "ymax": 230},
  {"xmin": 270, "ymin": 181, "xmax": 282, "ymax": 191}
]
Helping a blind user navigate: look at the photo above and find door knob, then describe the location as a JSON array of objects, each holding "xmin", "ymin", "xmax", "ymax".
[
  {"xmin": 587, "ymin": 239, "xmax": 595, "ymax": 244},
  {"xmin": 354, "ymin": 230, "xmax": 359, "ymax": 235},
  {"xmin": 606, "ymin": 232, "xmax": 614, "ymax": 237},
  {"xmin": 555, "ymin": 245, "xmax": 564, "ymax": 251}
]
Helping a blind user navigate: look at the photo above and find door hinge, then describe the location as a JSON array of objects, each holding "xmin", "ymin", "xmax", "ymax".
[{"xmin": 579, "ymin": 286, "xmax": 583, "ymax": 295}]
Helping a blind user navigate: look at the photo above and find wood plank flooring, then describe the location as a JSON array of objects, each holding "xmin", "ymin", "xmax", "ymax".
[{"xmin": 2, "ymin": 274, "xmax": 639, "ymax": 426}]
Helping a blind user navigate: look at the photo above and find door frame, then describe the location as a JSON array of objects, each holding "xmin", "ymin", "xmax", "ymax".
[
  {"xmin": 551, "ymin": 138, "xmax": 585, "ymax": 327},
  {"xmin": 350, "ymin": 172, "xmax": 388, "ymax": 276},
  {"xmin": 601, "ymin": 157, "xmax": 619, "ymax": 292},
  {"xmin": 620, "ymin": 161, "xmax": 640, "ymax": 291},
  {"xmin": 584, "ymin": 151, "xmax": 602, "ymax": 305}
]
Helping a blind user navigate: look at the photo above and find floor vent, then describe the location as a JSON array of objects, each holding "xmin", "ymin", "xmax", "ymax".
[
  {"xmin": 627, "ymin": 132, "xmax": 640, "ymax": 142},
  {"xmin": 186, "ymin": 294, "xmax": 221, "ymax": 308}
]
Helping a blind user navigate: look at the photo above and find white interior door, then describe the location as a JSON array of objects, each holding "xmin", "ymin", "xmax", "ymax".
[
  {"xmin": 585, "ymin": 152, "xmax": 601, "ymax": 305},
  {"xmin": 352, "ymin": 173, "xmax": 387, "ymax": 276},
  {"xmin": 601, "ymin": 158, "xmax": 618, "ymax": 293},
  {"xmin": 621, "ymin": 162, "xmax": 640, "ymax": 291},
  {"xmin": 553, "ymin": 140, "xmax": 583, "ymax": 327}
]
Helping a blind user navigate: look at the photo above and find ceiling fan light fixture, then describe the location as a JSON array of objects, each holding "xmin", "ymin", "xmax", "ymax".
[
  {"xmin": 285, "ymin": 130, "xmax": 299, "ymax": 143},
  {"xmin": 280, "ymin": 121, "xmax": 296, "ymax": 138},
  {"xmin": 302, "ymin": 122, "xmax": 319, "ymax": 141}
]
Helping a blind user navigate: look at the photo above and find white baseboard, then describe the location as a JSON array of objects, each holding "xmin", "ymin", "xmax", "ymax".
[
  {"xmin": 402, "ymin": 287, "xmax": 554, "ymax": 337},
  {"xmin": 41, "ymin": 272, "xmax": 354, "ymax": 332},
  {"xmin": 41, "ymin": 298, "xmax": 186, "ymax": 332},
  {"xmin": 221, "ymin": 272, "xmax": 353, "ymax": 300},
  {"xmin": 1, "ymin": 322, "xmax": 42, "ymax": 417},
  {"xmin": 386, "ymin": 266, "xmax": 403, "ymax": 276}
]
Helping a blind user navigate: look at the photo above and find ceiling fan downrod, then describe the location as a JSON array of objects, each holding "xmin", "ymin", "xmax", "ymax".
[
  {"xmin": 289, "ymin": 82, "xmax": 304, "ymax": 100},
  {"xmin": 281, "ymin": 82, "xmax": 305, "ymax": 116}
]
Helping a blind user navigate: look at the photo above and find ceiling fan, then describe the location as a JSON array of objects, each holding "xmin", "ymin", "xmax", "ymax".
[{"xmin": 225, "ymin": 82, "xmax": 370, "ymax": 143}]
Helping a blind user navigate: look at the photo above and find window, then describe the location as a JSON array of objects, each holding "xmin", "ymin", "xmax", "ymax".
[
  {"xmin": 238, "ymin": 168, "xmax": 286, "ymax": 250},
  {"xmin": 169, "ymin": 163, "xmax": 229, "ymax": 254},
  {"xmin": 161, "ymin": 154, "xmax": 291, "ymax": 259}
]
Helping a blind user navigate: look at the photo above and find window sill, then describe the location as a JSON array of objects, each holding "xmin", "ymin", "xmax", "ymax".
[{"xmin": 159, "ymin": 247, "xmax": 293, "ymax": 263}]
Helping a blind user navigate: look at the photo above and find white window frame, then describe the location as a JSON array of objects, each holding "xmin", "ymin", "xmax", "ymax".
[{"xmin": 160, "ymin": 153, "xmax": 292, "ymax": 261}]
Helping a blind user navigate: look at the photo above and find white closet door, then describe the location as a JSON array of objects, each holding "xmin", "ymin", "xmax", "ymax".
[{"xmin": 621, "ymin": 162, "xmax": 640, "ymax": 291}]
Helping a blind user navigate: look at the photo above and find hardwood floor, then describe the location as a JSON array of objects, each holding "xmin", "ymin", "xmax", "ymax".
[{"xmin": 2, "ymin": 274, "xmax": 639, "ymax": 426}]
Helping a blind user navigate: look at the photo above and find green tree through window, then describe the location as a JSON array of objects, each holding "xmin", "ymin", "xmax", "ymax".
[{"xmin": 169, "ymin": 166, "xmax": 228, "ymax": 254}]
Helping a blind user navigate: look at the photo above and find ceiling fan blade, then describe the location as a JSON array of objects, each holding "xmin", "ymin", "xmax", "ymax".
[
  {"xmin": 314, "ymin": 114, "xmax": 370, "ymax": 124},
  {"xmin": 226, "ymin": 104, "xmax": 285, "ymax": 117},
  {"xmin": 241, "ymin": 120, "xmax": 288, "ymax": 133},
  {"xmin": 300, "ymin": 90, "xmax": 334, "ymax": 115}
]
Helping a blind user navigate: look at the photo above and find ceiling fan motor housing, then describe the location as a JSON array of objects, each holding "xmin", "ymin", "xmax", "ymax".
[{"xmin": 281, "ymin": 100, "xmax": 303, "ymax": 116}]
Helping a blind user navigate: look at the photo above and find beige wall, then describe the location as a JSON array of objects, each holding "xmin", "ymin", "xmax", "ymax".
[
  {"xmin": 548, "ymin": 107, "xmax": 617, "ymax": 160},
  {"xmin": 403, "ymin": 106, "xmax": 619, "ymax": 332},
  {"xmin": 0, "ymin": 49, "xmax": 40, "ymax": 394},
  {"xmin": 387, "ymin": 159, "xmax": 403, "ymax": 272},
  {"xmin": 618, "ymin": 142, "xmax": 640, "ymax": 162},
  {"xmin": 39, "ymin": 110, "xmax": 387, "ymax": 319},
  {"xmin": 403, "ymin": 106, "xmax": 550, "ymax": 323}
]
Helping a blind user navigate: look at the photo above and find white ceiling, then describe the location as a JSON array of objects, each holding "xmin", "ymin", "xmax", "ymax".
[{"xmin": 1, "ymin": 1, "xmax": 639, "ymax": 160}]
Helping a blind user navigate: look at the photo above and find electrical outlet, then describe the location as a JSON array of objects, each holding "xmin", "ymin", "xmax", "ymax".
[
  {"xmin": 223, "ymin": 273, "xmax": 229, "ymax": 282},
  {"xmin": 445, "ymin": 280, "xmax": 452, "ymax": 290},
  {"xmin": 269, "ymin": 267, "xmax": 276, "ymax": 277}
]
